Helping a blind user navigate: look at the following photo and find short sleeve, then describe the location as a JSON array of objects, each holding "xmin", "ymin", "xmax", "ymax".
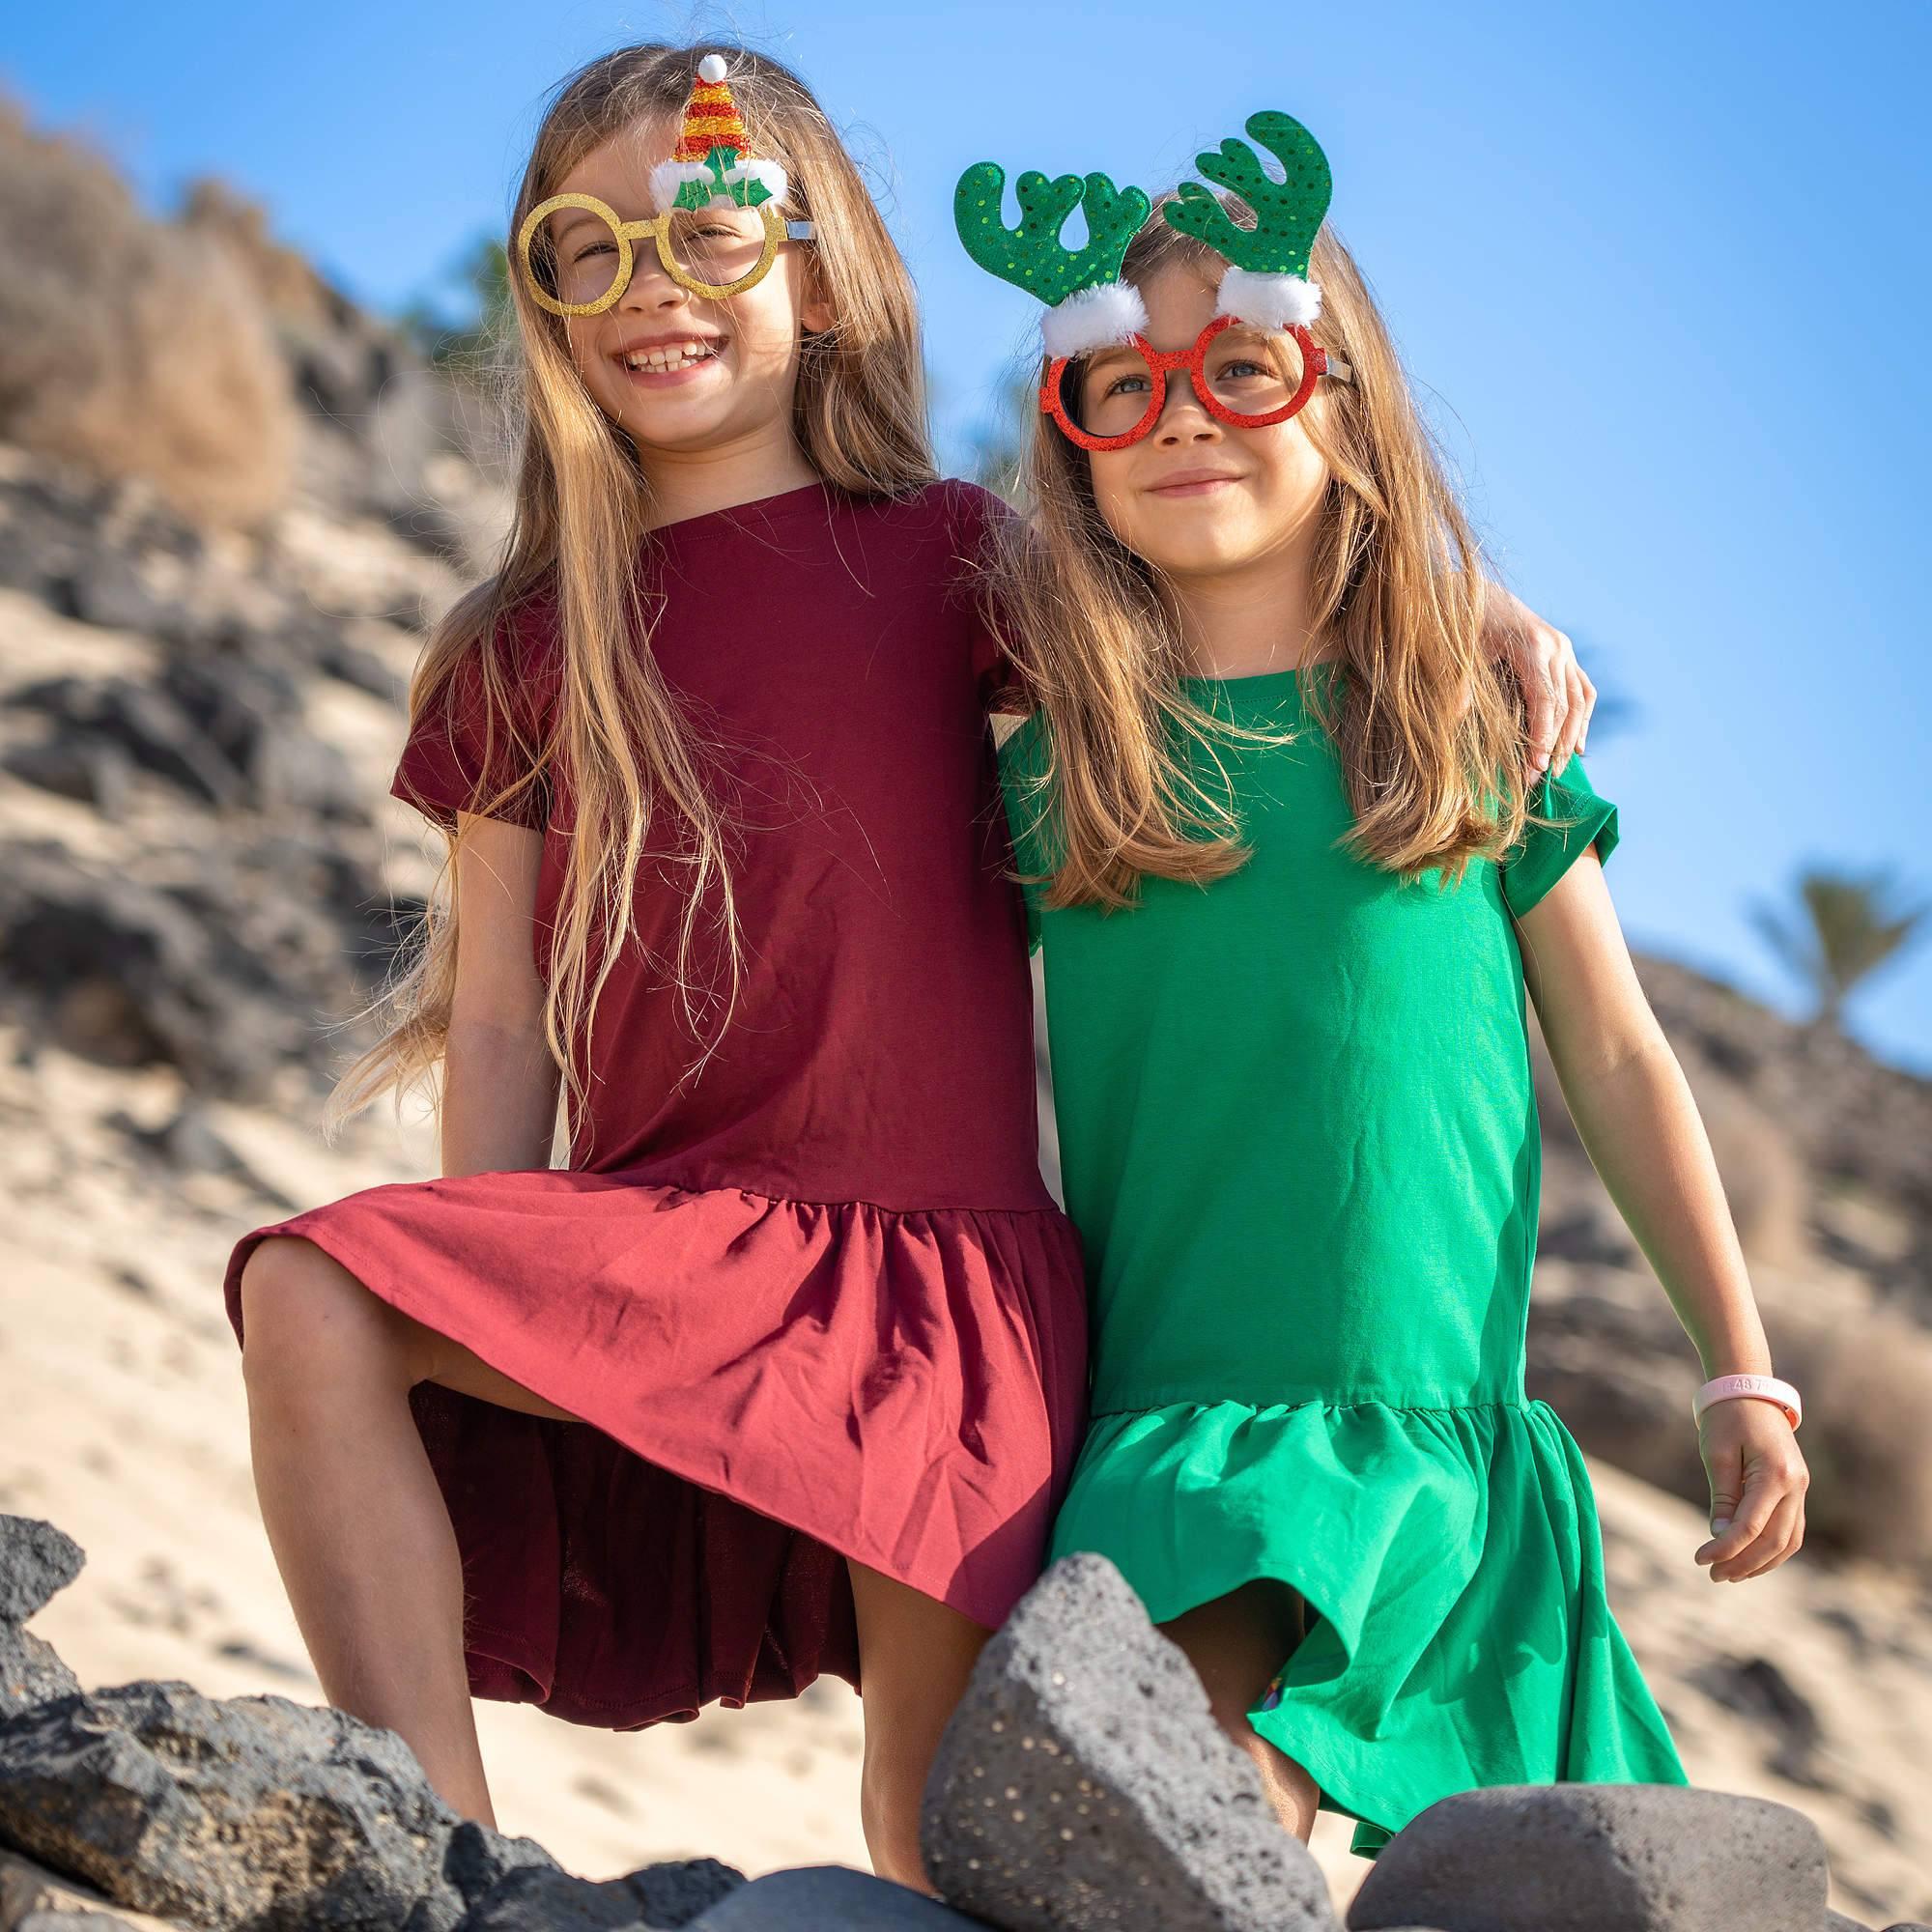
[
  {"xmin": 1501, "ymin": 755, "xmax": 1619, "ymax": 917},
  {"xmin": 996, "ymin": 713, "xmax": 1054, "ymax": 955},
  {"xmin": 935, "ymin": 478, "xmax": 1024, "ymax": 708},
  {"xmin": 391, "ymin": 590, "xmax": 560, "ymax": 833}
]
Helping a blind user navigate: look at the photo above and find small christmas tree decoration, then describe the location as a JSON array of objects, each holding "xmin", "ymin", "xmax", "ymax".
[
  {"xmin": 954, "ymin": 164, "xmax": 1153, "ymax": 359},
  {"xmin": 1164, "ymin": 110, "xmax": 1332, "ymax": 329},
  {"xmin": 651, "ymin": 52, "xmax": 791, "ymax": 213}
]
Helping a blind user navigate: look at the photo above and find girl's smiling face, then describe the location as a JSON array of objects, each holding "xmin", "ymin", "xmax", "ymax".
[
  {"xmin": 547, "ymin": 119, "xmax": 831, "ymax": 459},
  {"xmin": 1084, "ymin": 262, "xmax": 1332, "ymax": 581}
]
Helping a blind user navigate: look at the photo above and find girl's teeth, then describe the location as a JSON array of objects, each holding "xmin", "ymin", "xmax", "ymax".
[{"xmin": 624, "ymin": 342, "xmax": 715, "ymax": 371}]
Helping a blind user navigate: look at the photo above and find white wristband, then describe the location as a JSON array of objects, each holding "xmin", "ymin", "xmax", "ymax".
[{"xmin": 1692, "ymin": 1374, "xmax": 1801, "ymax": 1431}]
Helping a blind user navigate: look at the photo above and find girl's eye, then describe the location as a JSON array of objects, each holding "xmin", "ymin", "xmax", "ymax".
[
  {"xmin": 1103, "ymin": 374, "xmax": 1151, "ymax": 399},
  {"xmin": 1217, "ymin": 359, "xmax": 1271, "ymax": 381},
  {"xmin": 573, "ymin": 241, "xmax": 617, "ymax": 261}
]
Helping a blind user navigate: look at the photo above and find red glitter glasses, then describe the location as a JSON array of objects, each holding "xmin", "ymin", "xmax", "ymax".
[{"xmin": 1042, "ymin": 314, "xmax": 1351, "ymax": 452}]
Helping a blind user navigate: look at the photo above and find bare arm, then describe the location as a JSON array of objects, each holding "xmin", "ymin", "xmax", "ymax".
[
  {"xmin": 440, "ymin": 813, "xmax": 559, "ymax": 1179},
  {"xmin": 1518, "ymin": 854, "xmax": 1808, "ymax": 1582}
]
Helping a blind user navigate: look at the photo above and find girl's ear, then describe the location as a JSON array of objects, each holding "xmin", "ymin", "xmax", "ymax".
[{"xmin": 799, "ymin": 249, "xmax": 836, "ymax": 335}]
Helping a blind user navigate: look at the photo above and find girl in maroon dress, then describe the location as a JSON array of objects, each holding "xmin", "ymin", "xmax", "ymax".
[{"xmin": 225, "ymin": 44, "xmax": 1084, "ymax": 1887}]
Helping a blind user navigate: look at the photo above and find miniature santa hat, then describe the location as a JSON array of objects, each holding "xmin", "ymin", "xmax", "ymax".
[{"xmin": 651, "ymin": 53, "xmax": 790, "ymax": 213}]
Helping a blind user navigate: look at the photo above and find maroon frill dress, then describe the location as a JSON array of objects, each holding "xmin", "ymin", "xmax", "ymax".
[{"xmin": 224, "ymin": 481, "xmax": 1087, "ymax": 1729}]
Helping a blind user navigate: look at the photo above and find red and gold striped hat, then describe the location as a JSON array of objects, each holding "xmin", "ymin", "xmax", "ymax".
[{"xmin": 651, "ymin": 53, "xmax": 791, "ymax": 213}]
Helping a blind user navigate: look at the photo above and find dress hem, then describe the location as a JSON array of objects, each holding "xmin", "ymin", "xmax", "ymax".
[
  {"xmin": 1049, "ymin": 1394, "xmax": 1688, "ymax": 1858},
  {"xmin": 228, "ymin": 1194, "xmax": 1066, "ymax": 1649},
  {"xmin": 1090, "ymin": 1387, "xmax": 1528, "ymax": 1420}
]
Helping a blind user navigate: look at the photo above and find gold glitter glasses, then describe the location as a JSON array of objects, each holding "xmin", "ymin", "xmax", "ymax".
[{"xmin": 517, "ymin": 191, "xmax": 816, "ymax": 314}]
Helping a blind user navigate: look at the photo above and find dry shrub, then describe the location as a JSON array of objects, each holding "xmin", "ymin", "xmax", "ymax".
[
  {"xmin": 181, "ymin": 178, "xmax": 335, "ymax": 329},
  {"xmin": 0, "ymin": 99, "xmax": 296, "ymax": 527}
]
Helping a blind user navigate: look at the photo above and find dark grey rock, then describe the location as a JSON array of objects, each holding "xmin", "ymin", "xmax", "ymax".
[
  {"xmin": 1825, "ymin": 1914, "xmax": 1873, "ymax": 1931},
  {"xmin": 47, "ymin": 553, "xmax": 172, "ymax": 635},
  {"xmin": 0, "ymin": 1678, "xmax": 469, "ymax": 1930},
  {"xmin": 2, "ymin": 739, "xmax": 131, "ymax": 817},
  {"xmin": 922, "ymin": 1552, "xmax": 1334, "ymax": 1931},
  {"xmin": 13, "ymin": 676, "xmax": 246, "ymax": 809},
  {"xmin": 691, "ymin": 1866, "xmax": 981, "ymax": 1929},
  {"xmin": 0, "ymin": 1629, "xmax": 81, "ymax": 1721},
  {"xmin": 1347, "ymin": 1784, "xmax": 1829, "ymax": 1932},
  {"xmin": 436, "ymin": 1821, "xmax": 558, "ymax": 1900},
  {"xmin": 1879, "ymin": 1923, "xmax": 1932, "ymax": 1931},
  {"xmin": 315, "ymin": 638, "xmax": 403, "ymax": 701},
  {"xmin": 0, "ymin": 843, "xmax": 319, "ymax": 1096},
  {"xmin": 157, "ymin": 658, "xmax": 300, "ymax": 781},
  {"xmin": 405, "ymin": 1823, "xmax": 561, "ymax": 1932},
  {"xmin": 0, "ymin": 1518, "xmax": 85, "ymax": 1625},
  {"xmin": 250, "ymin": 729, "xmax": 365, "ymax": 823},
  {"xmin": 458, "ymin": 1859, "xmax": 743, "ymax": 1932}
]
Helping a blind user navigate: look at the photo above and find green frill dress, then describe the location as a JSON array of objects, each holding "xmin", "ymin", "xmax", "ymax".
[{"xmin": 1000, "ymin": 668, "xmax": 1687, "ymax": 1856}]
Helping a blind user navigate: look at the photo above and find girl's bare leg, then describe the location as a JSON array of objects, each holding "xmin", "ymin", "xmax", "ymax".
[
  {"xmin": 847, "ymin": 1561, "xmax": 992, "ymax": 1892},
  {"xmin": 1160, "ymin": 1579, "xmax": 1321, "ymax": 1839},
  {"xmin": 238, "ymin": 1235, "xmax": 577, "ymax": 1822}
]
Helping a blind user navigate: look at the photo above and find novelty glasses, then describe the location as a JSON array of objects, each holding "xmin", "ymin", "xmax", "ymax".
[
  {"xmin": 1043, "ymin": 315, "xmax": 1353, "ymax": 452},
  {"xmin": 518, "ymin": 191, "xmax": 816, "ymax": 314}
]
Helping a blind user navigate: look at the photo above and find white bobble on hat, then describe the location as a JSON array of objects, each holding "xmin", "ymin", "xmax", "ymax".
[{"xmin": 697, "ymin": 53, "xmax": 729, "ymax": 83}]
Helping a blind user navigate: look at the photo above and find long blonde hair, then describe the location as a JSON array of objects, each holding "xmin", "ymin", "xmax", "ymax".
[
  {"xmin": 333, "ymin": 43, "xmax": 935, "ymax": 1136},
  {"xmin": 995, "ymin": 212, "xmax": 1530, "ymax": 910}
]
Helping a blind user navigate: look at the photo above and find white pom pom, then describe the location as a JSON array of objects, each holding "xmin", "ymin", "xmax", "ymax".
[
  {"xmin": 1040, "ymin": 282, "xmax": 1149, "ymax": 360},
  {"xmin": 696, "ymin": 54, "xmax": 729, "ymax": 84},
  {"xmin": 1214, "ymin": 268, "xmax": 1322, "ymax": 330}
]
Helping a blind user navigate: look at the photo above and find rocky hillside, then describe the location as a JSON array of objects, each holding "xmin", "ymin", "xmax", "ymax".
[{"xmin": 0, "ymin": 109, "xmax": 1929, "ymax": 1927}]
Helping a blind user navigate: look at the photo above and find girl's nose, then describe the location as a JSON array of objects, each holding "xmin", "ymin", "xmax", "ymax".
[
  {"xmin": 617, "ymin": 254, "xmax": 691, "ymax": 314},
  {"xmin": 1154, "ymin": 387, "xmax": 1221, "ymax": 446}
]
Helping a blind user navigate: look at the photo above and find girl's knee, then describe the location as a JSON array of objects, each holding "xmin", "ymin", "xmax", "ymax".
[{"xmin": 240, "ymin": 1238, "xmax": 414, "ymax": 1393}]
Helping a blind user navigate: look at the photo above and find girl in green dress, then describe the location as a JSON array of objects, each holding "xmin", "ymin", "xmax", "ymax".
[{"xmin": 963, "ymin": 117, "xmax": 1813, "ymax": 1854}]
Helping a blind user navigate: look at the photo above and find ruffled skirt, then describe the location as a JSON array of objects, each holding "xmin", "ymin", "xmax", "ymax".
[
  {"xmin": 1049, "ymin": 1395, "xmax": 1686, "ymax": 1854},
  {"xmin": 226, "ymin": 1166, "xmax": 1087, "ymax": 1728}
]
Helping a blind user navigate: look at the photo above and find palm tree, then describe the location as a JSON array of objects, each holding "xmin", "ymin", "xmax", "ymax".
[{"xmin": 1750, "ymin": 867, "xmax": 1928, "ymax": 1032}]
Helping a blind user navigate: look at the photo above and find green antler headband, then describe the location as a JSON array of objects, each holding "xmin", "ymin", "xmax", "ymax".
[
  {"xmin": 1164, "ymin": 110, "xmax": 1333, "ymax": 329},
  {"xmin": 954, "ymin": 164, "xmax": 1153, "ymax": 358}
]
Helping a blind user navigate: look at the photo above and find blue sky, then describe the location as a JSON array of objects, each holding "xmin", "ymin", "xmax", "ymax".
[{"xmin": 7, "ymin": 0, "xmax": 1929, "ymax": 1066}]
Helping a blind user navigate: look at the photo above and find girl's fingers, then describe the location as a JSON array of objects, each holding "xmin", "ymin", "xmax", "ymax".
[
  {"xmin": 1713, "ymin": 1490, "xmax": 1804, "ymax": 1582},
  {"xmin": 1520, "ymin": 636, "xmax": 1560, "ymax": 776},
  {"xmin": 1553, "ymin": 660, "xmax": 1588, "ymax": 774},
  {"xmin": 1697, "ymin": 1443, "xmax": 1745, "ymax": 1563},
  {"xmin": 1696, "ymin": 1458, "xmax": 1774, "ymax": 1568},
  {"xmin": 1742, "ymin": 1512, "xmax": 1806, "ymax": 1582},
  {"xmin": 1576, "ymin": 668, "xmax": 1598, "ymax": 757}
]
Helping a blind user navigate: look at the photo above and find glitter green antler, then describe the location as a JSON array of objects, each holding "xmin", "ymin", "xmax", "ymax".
[
  {"xmin": 954, "ymin": 164, "xmax": 1152, "ymax": 307},
  {"xmin": 1163, "ymin": 110, "xmax": 1332, "ymax": 278}
]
